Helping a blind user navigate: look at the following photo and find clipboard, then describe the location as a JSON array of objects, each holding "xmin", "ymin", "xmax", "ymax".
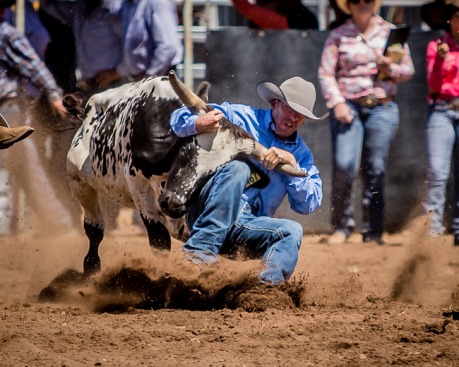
[{"xmin": 383, "ymin": 25, "xmax": 411, "ymax": 55}]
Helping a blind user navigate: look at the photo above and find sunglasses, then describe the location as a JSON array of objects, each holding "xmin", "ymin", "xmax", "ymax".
[{"xmin": 348, "ymin": 0, "xmax": 374, "ymax": 4}]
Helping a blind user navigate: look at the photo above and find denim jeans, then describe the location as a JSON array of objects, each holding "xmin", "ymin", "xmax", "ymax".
[
  {"xmin": 184, "ymin": 160, "xmax": 303, "ymax": 285},
  {"xmin": 424, "ymin": 104, "xmax": 459, "ymax": 235},
  {"xmin": 330, "ymin": 101, "xmax": 399, "ymax": 238}
]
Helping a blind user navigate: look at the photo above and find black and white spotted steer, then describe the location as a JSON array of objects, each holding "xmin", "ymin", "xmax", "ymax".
[{"xmin": 67, "ymin": 71, "xmax": 306, "ymax": 275}]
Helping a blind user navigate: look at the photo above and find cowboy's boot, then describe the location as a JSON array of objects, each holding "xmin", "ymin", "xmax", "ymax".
[{"xmin": 0, "ymin": 125, "xmax": 34, "ymax": 150}]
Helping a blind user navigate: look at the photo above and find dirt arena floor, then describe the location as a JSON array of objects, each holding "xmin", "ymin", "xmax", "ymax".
[{"xmin": 1, "ymin": 210, "xmax": 459, "ymax": 366}]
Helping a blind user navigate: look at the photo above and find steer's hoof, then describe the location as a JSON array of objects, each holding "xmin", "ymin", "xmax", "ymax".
[
  {"xmin": 83, "ymin": 255, "xmax": 101, "ymax": 277},
  {"xmin": 150, "ymin": 247, "xmax": 170, "ymax": 259}
]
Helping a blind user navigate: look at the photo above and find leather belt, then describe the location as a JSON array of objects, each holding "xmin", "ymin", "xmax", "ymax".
[
  {"xmin": 446, "ymin": 98, "xmax": 459, "ymax": 111},
  {"xmin": 351, "ymin": 95, "xmax": 394, "ymax": 108},
  {"xmin": 431, "ymin": 98, "xmax": 459, "ymax": 111}
]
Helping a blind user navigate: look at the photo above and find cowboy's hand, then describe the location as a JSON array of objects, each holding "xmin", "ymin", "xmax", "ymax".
[
  {"xmin": 95, "ymin": 69, "xmax": 120, "ymax": 89},
  {"xmin": 50, "ymin": 98, "xmax": 68, "ymax": 118},
  {"xmin": 259, "ymin": 147, "xmax": 296, "ymax": 171},
  {"xmin": 195, "ymin": 110, "xmax": 222, "ymax": 134},
  {"xmin": 437, "ymin": 39, "xmax": 449, "ymax": 59},
  {"xmin": 334, "ymin": 102, "xmax": 353, "ymax": 124}
]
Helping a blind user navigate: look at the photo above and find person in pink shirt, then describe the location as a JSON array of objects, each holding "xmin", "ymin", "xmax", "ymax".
[
  {"xmin": 424, "ymin": 0, "xmax": 459, "ymax": 245},
  {"xmin": 318, "ymin": 0, "xmax": 414, "ymax": 245}
]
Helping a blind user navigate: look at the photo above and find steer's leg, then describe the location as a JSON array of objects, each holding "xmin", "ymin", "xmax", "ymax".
[
  {"xmin": 141, "ymin": 215, "xmax": 171, "ymax": 252},
  {"xmin": 70, "ymin": 180, "xmax": 105, "ymax": 275},
  {"xmin": 126, "ymin": 173, "xmax": 171, "ymax": 253}
]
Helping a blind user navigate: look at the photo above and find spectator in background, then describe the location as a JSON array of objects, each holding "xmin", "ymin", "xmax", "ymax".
[
  {"xmin": 97, "ymin": 0, "xmax": 184, "ymax": 87},
  {"xmin": 2, "ymin": 0, "xmax": 50, "ymax": 59},
  {"xmin": 41, "ymin": 0, "xmax": 183, "ymax": 94},
  {"xmin": 0, "ymin": 3, "xmax": 73, "ymax": 234},
  {"xmin": 231, "ymin": 0, "xmax": 318, "ymax": 30},
  {"xmin": 40, "ymin": 0, "xmax": 124, "ymax": 97},
  {"xmin": 318, "ymin": 0, "xmax": 414, "ymax": 245},
  {"xmin": 2, "ymin": 0, "xmax": 51, "ymax": 100},
  {"xmin": 38, "ymin": 6, "xmax": 76, "ymax": 94},
  {"xmin": 421, "ymin": 0, "xmax": 452, "ymax": 30},
  {"xmin": 423, "ymin": 0, "xmax": 459, "ymax": 245}
]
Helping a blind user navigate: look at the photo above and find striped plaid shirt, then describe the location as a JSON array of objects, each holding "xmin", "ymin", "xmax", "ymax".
[
  {"xmin": 318, "ymin": 15, "xmax": 414, "ymax": 109},
  {"xmin": 0, "ymin": 22, "xmax": 60, "ymax": 102}
]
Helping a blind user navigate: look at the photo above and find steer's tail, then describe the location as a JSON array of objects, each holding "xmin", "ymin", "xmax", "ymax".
[{"xmin": 63, "ymin": 94, "xmax": 86, "ymax": 121}]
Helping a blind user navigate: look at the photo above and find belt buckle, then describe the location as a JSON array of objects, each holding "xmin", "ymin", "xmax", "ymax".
[{"xmin": 362, "ymin": 95, "xmax": 378, "ymax": 108}]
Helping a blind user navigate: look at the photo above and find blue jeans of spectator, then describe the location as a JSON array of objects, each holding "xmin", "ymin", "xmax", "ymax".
[
  {"xmin": 424, "ymin": 104, "xmax": 459, "ymax": 236},
  {"xmin": 330, "ymin": 101, "xmax": 399, "ymax": 238},
  {"xmin": 184, "ymin": 160, "xmax": 303, "ymax": 285}
]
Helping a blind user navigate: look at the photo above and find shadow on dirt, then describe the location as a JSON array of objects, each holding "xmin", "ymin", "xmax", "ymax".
[{"xmin": 38, "ymin": 267, "xmax": 306, "ymax": 313}]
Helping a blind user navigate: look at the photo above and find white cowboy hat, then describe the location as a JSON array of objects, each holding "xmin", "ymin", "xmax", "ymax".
[
  {"xmin": 256, "ymin": 77, "xmax": 328, "ymax": 120},
  {"xmin": 336, "ymin": 0, "xmax": 381, "ymax": 15}
]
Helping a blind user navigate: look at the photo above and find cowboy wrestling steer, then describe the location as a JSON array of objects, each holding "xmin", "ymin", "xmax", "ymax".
[{"xmin": 67, "ymin": 71, "xmax": 306, "ymax": 275}]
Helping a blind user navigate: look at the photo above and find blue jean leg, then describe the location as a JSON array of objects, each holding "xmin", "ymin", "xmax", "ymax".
[
  {"xmin": 425, "ymin": 107, "xmax": 459, "ymax": 235},
  {"xmin": 360, "ymin": 102, "xmax": 399, "ymax": 237},
  {"xmin": 330, "ymin": 104, "xmax": 364, "ymax": 235},
  {"xmin": 330, "ymin": 102, "xmax": 399, "ymax": 237},
  {"xmin": 183, "ymin": 160, "xmax": 251, "ymax": 264},
  {"xmin": 225, "ymin": 203, "xmax": 303, "ymax": 285}
]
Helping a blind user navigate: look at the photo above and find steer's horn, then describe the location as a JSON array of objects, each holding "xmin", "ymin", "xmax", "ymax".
[
  {"xmin": 252, "ymin": 141, "xmax": 308, "ymax": 177},
  {"xmin": 169, "ymin": 71, "xmax": 212, "ymax": 116}
]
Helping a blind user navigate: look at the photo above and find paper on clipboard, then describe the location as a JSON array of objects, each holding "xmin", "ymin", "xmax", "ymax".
[
  {"xmin": 383, "ymin": 25, "xmax": 411, "ymax": 55},
  {"xmin": 0, "ymin": 113, "xmax": 10, "ymax": 128}
]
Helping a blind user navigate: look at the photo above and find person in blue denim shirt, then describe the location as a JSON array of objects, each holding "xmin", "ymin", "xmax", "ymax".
[{"xmin": 170, "ymin": 77, "xmax": 326, "ymax": 285}]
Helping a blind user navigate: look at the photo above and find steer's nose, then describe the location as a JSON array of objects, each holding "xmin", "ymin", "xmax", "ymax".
[{"xmin": 158, "ymin": 191, "xmax": 186, "ymax": 219}]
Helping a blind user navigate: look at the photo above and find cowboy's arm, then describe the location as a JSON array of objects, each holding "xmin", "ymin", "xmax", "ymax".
[
  {"xmin": 4, "ymin": 26, "xmax": 61, "ymax": 103},
  {"xmin": 170, "ymin": 104, "xmax": 226, "ymax": 137},
  {"xmin": 287, "ymin": 151, "xmax": 323, "ymax": 215},
  {"xmin": 259, "ymin": 147, "xmax": 296, "ymax": 170}
]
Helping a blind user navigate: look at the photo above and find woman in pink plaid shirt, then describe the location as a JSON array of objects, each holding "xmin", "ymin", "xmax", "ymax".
[{"xmin": 318, "ymin": 0, "xmax": 414, "ymax": 245}]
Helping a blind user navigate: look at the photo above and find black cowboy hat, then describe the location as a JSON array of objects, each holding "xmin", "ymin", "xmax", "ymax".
[{"xmin": 421, "ymin": 0, "xmax": 459, "ymax": 30}]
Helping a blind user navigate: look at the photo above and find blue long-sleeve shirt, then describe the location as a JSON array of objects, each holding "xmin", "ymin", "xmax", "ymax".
[
  {"xmin": 118, "ymin": 0, "xmax": 183, "ymax": 78},
  {"xmin": 170, "ymin": 102, "xmax": 323, "ymax": 217}
]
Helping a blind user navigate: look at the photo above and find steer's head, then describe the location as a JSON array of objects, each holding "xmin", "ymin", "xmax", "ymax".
[{"xmin": 158, "ymin": 71, "xmax": 306, "ymax": 219}]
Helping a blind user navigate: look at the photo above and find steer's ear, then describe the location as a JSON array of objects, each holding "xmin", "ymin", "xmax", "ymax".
[
  {"xmin": 169, "ymin": 71, "xmax": 213, "ymax": 116},
  {"xmin": 196, "ymin": 81, "xmax": 210, "ymax": 103}
]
